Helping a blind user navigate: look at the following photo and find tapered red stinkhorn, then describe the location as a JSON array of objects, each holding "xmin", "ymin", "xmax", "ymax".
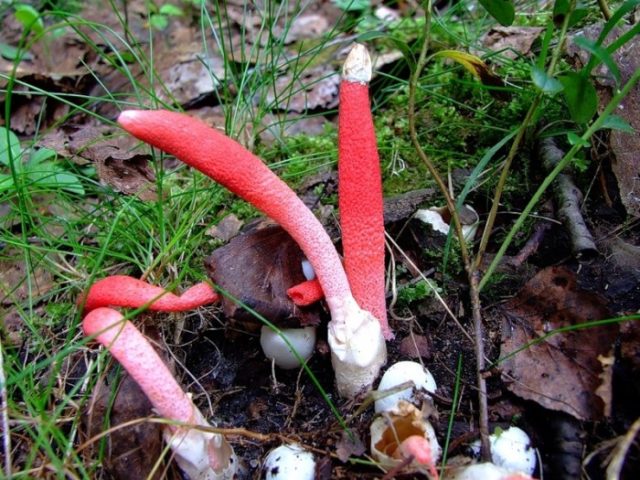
[
  {"xmin": 118, "ymin": 109, "xmax": 386, "ymax": 397},
  {"xmin": 338, "ymin": 43, "xmax": 391, "ymax": 340},
  {"xmin": 83, "ymin": 307, "xmax": 237, "ymax": 480},
  {"xmin": 81, "ymin": 275, "xmax": 218, "ymax": 314}
]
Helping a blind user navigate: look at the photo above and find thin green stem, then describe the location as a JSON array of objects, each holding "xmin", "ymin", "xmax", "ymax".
[
  {"xmin": 480, "ymin": 66, "xmax": 640, "ymax": 290},
  {"xmin": 473, "ymin": 0, "xmax": 575, "ymax": 270},
  {"xmin": 408, "ymin": 0, "xmax": 471, "ymax": 270}
]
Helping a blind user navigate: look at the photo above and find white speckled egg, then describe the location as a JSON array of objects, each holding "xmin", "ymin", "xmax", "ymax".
[{"xmin": 263, "ymin": 444, "xmax": 315, "ymax": 480}]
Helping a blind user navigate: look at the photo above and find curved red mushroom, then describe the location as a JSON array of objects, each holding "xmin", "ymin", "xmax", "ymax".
[
  {"xmin": 118, "ymin": 109, "xmax": 386, "ymax": 397},
  {"xmin": 339, "ymin": 44, "xmax": 390, "ymax": 340},
  {"xmin": 83, "ymin": 307, "xmax": 236, "ymax": 479},
  {"xmin": 81, "ymin": 276, "xmax": 218, "ymax": 314}
]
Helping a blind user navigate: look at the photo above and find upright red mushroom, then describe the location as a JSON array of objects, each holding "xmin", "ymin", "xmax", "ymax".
[
  {"xmin": 83, "ymin": 308, "xmax": 237, "ymax": 479},
  {"xmin": 338, "ymin": 44, "xmax": 390, "ymax": 340},
  {"xmin": 118, "ymin": 109, "xmax": 386, "ymax": 397}
]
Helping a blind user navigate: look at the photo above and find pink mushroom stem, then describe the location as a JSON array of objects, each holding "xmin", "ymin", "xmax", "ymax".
[
  {"xmin": 118, "ymin": 108, "xmax": 386, "ymax": 397},
  {"xmin": 339, "ymin": 44, "xmax": 390, "ymax": 339},
  {"xmin": 398, "ymin": 435, "xmax": 439, "ymax": 479},
  {"xmin": 118, "ymin": 110, "xmax": 349, "ymax": 314},
  {"xmin": 82, "ymin": 276, "xmax": 219, "ymax": 314},
  {"xmin": 83, "ymin": 307, "xmax": 236, "ymax": 478}
]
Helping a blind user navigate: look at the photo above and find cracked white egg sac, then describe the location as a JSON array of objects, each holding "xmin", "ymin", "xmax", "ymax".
[{"xmin": 370, "ymin": 401, "xmax": 441, "ymax": 471}]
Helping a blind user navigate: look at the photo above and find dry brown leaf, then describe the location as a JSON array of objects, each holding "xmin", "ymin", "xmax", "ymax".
[
  {"xmin": 85, "ymin": 373, "xmax": 164, "ymax": 480},
  {"xmin": 482, "ymin": 26, "xmax": 544, "ymax": 59},
  {"xmin": 39, "ymin": 124, "xmax": 157, "ymax": 200},
  {"xmin": 260, "ymin": 65, "xmax": 340, "ymax": 113},
  {"xmin": 335, "ymin": 430, "xmax": 366, "ymax": 463},
  {"xmin": 0, "ymin": 252, "xmax": 54, "ymax": 306},
  {"xmin": 501, "ymin": 266, "xmax": 618, "ymax": 420},
  {"xmin": 206, "ymin": 214, "xmax": 244, "ymax": 242},
  {"xmin": 620, "ymin": 320, "xmax": 640, "ymax": 374},
  {"xmin": 399, "ymin": 334, "xmax": 431, "ymax": 360},
  {"xmin": 205, "ymin": 221, "xmax": 321, "ymax": 328}
]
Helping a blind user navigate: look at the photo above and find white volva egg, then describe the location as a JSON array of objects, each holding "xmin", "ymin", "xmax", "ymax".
[
  {"xmin": 471, "ymin": 426, "xmax": 536, "ymax": 476},
  {"xmin": 260, "ymin": 326, "xmax": 316, "ymax": 369},
  {"xmin": 263, "ymin": 444, "xmax": 315, "ymax": 480},
  {"xmin": 375, "ymin": 361, "xmax": 437, "ymax": 413}
]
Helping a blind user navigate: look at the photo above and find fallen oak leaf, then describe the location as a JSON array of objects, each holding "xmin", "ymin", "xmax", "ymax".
[{"xmin": 500, "ymin": 266, "xmax": 618, "ymax": 420}]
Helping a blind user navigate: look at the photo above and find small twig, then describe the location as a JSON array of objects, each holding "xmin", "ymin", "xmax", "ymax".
[
  {"xmin": 510, "ymin": 220, "xmax": 553, "ymax": 267},
  {"xmin": 606, "ymin": 416, "xmax": 640, "ymax": 478},
  {"xmin": 597, "ymin": 0, "xmax": 613, "ymax": 20},
  {"xmin": 469, "ymin": 272, "xmax": 490, "ymax": 460}
]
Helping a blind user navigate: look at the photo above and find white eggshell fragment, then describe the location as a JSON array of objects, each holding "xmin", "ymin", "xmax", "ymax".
[
  {"xmin": 470, "ymin": 427, "xmax": 536, "ymax": 476},
  {"xmin": 415, "ymin": 205, "xmax": 479, "ymax": 241},
  {"xmin": 260, "ymin": 326, "xmax": 316, "ymax": 369},
  {"xmin": 375, "ymin": 361, "xmax": 437, "ymax": 413},
  {"xmin": 370, "ymin": 401, "xmax": 441, "ymax": 470},
  {"xmin": 263, "ymin": 444, "xmax": 315, "ymax": 480},
  {"xmin": 415, "ymin": 208, "xmax": 450, "ymax": 235}
]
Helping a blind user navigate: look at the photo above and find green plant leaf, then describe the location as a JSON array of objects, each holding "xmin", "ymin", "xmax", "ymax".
[
  {"xmin": 332, "ymin": 0, "xmax": 370, "ymax": 12},
  {"xmin": 0, "ymin": 42, "xmax": 33, "ymax": 61},
  {"xmin": 597, "ymin": 0, "xmax": 640, "ymax": 45},
  {"xmin": 0, "ymin": 127, "xmax": 22, "ymax": 167},
  {"xmin": 574, "ymin": 35, "xmax": 620, "ymax": 83},
  {"xmin": 559, "ymin": 72, "xmax": 597, "ymax": 123},
  {"xmin": 478, "ymin": 0, "xmax": 515, "ymax": 26},
  {"xmin": 149, "ymin": 13, "xmax": 169, "ymax": 30},
  {"xmin": 28, "ymin": 162, "xmax": 84, "ymax": 195},
  {"xmin": 567, "ymin": 7, "xmax": 588, "ymax": 27},
  {"xmin": 531, "ymin": 66, "xmax": 563, "ymax": 94},
  {"xmin": 566, "ymin": 131, "xmax": 589, "ymax": 147},
  {"xmin": 14, "ymin": 4, "xmax": 44, "ymax": 36},
  {"xmin": 0, "ymin": 173, "xmax": 13, "ymax": 192},
  {"xmin": 28, "ymin": 147, "xmax": 57, "ymax": 166},
  {"xmin": 552, "ymin": 0, "xmax": 570, "ymax": 26},
  {"xmin": 598, "ymin": 114, "xmax": 635, "ymax": 133},
  {"xmin": 159, "ymin": 4, "xmax": 184, "ymax": 16}
]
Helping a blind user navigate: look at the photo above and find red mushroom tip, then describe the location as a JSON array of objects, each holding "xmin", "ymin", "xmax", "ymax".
[{"xmin": 287, "ymin": 279, "xmax": 324, "ymax": 306}]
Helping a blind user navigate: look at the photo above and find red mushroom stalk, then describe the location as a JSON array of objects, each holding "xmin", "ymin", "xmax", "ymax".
[
  {"xmin": 338, "ymin": 44, "xmax": 391, "ymax": 340},
  {"xmin": 82, "ymin": 275, "xmax": 219, "ymax": 314},
  {"xmin": 83, "ymin": 307, "xmax": 236, "ymax": 479},
  {"xmin": 118, "ymin": 109, "xmax": 386, "ymax": 397}
]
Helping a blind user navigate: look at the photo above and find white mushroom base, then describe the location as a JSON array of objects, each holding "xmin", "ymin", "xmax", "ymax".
[
  {"xmin": 327, "ymin": 296, "xmax": 386, "ymax": 398},
  {"xmin": 164, "ymin": 409, "xmax": 237, "ymax": 480}
]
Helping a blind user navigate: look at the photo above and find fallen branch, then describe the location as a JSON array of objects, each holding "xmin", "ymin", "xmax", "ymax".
[{"xmin": 540, "ymin": 138, "xmax": 598, "ymax": 259}]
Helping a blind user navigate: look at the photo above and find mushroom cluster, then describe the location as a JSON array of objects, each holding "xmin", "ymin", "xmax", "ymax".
[{"xmin": 81, "ymin": 43, "xmax": 390, "ymax": 478}]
